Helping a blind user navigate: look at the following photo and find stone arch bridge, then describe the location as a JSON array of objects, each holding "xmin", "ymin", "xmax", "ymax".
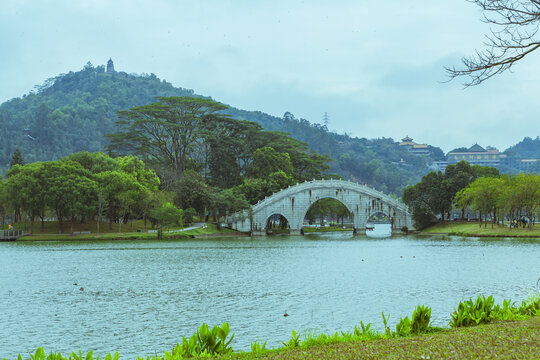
[{"xmin": 226, "ymin": 179, "xmax": 413, "ymax": 235}]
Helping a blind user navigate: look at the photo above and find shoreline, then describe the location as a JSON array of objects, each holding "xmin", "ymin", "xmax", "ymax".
[
  {"xmin": 419, "ymin": 221, "xmax": 540, "ymax": 239},
  {"xmin": 420, "ymin": 232, "xmax": 540, "ymax": 238},
  {"xmin": 13, "ymin": 230, "xmax": 247, "ymax": 241}
]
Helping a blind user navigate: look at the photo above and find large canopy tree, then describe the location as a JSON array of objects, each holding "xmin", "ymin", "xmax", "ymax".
[
  {"xmin": 107, "ymin": 96, "xmax": 332, "ymax": 201},
  {"xmin": 107, "ymin": 96, "xmax": 229, "ymax": 186}
]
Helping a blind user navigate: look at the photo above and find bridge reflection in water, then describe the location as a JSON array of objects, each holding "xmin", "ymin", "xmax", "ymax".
[{"xmin": 226, "ymin": 179, "xmax": 413, "ymax": 236}]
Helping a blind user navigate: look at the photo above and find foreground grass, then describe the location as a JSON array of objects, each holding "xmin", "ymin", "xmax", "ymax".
[
  {"xmin": 421, "ymin": 221, "xmax": 540, "ymax": 237},
  {"xmin": 227, "ymin": 317, "xmax": 539, "ymax": 359},
  {"xmin": 8, "ymin": 317, "xmax": 538, "ymax": 360}
]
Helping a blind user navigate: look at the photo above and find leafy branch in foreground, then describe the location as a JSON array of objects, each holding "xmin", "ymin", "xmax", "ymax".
[{"xmin": 446, "ymin": 0, "xmax": 540, "ymax": 86}]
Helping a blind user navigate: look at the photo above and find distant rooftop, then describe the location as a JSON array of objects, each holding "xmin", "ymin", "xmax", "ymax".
[
  {"xmin": 448, "ymin": 143, "xmax": 495, "ymax": 154},
  {"xmin": 468, "ymin": 143, "xmax": 485, "ymax": 152},
  {"xmin": 401, "ymin": 135, "xmax": 413, "ymax": 142}
]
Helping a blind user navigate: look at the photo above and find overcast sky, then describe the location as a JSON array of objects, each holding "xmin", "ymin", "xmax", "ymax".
[{"xmin": 1, "ymin": 0, "xmax": 539, "ymax": 153}]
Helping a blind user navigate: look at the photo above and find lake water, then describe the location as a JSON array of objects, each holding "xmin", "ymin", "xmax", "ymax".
[{"xmin": 1, "ymin": 228, "xmax": 539, "ymax": 358}]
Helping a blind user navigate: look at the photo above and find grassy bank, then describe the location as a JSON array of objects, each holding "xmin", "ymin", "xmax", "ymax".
[
  {"xmin": 228, "ymin": 317, "xmax": 539, "ymax": 359},
  {"xmin": 8, "ymin": 316, "xmax": 539, "ymax": 359},
  {"xmin": 303, "ymin": 226, "xmax": 352, "ymax": 233},
  {"xmin": 421, "ymin": 221, "xmax": 540, "ymax": 238},
  {"xmin": 10, "ymin": 221, "xmax": 241, "ymax": 241}
]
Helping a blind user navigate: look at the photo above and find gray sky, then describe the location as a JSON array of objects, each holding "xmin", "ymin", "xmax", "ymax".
[{"xmin": 1, "ymin": 0, "xmax": 539, "ymax": 153}]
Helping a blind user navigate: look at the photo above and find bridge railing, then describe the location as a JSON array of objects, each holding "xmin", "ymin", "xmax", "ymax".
[
  {"xmin": 251, "ymin": 179, "xmax": 408, "ymax": 213},
  {"xmin": 0, "ymin": 230, "xmax": 24, "ymax": 240}
]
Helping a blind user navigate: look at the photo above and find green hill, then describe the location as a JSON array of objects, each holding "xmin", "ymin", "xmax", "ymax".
[{"xmin": 0, "ymin": 61, "xmax": 442, "ymax": 195}]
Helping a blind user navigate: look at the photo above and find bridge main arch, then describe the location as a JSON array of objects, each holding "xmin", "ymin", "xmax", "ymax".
[
  {"xmin": 293, "ymin": 191, "xmax": 355, "ymax": 231},
  {"xmin": 226, "ymin": 179, "xmax": 414, "ymax": 235},
  {"xmin": 299, "ymin": 195, "xmax": 355, "ymax": 229}
]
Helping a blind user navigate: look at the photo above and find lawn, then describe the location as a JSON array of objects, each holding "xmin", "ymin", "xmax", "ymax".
[
  {"xmin": 421, "ymin": 221, "xmax": 540, "ymax": 237},
  {"xmin": 226, "ymin": 317, "xmax": 539, "ymax": 359},
  {"xmin": 6, "ymin": 220, "xmax": 239, "ymax": 241}
]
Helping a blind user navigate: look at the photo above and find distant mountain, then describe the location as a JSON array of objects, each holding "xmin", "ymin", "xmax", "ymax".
[
  {"xmin": 498, "ymin": 136, "xmax": 540, "ymax": 173},
  {"xmin": 504, "ymin": 136, "xmax": 540, "ymax": 159},
  {"xmin": 0, "ymin": 61, "xmax": 444, "ymax": 194}
]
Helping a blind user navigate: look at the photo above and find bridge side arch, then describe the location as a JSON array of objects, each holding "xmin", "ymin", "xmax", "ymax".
[{"xmin": 264, "ymin": 212, "xmax": 292, "ymax": 233}]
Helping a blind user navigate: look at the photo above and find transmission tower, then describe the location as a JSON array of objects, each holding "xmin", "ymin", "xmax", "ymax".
[{"xmin": 323, "ymin": 112, "xmax": 329, "ymax": 127}]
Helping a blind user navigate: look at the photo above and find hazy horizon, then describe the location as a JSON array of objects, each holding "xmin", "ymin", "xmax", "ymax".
[{"xmin": 1, "ymin": 0, "xmax": 539, "ymax": 153}]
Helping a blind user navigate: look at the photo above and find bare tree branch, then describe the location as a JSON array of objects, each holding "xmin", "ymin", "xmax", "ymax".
[{"xmin": 446, "ymin": 0, "xmax": 540, "ymax": 86}]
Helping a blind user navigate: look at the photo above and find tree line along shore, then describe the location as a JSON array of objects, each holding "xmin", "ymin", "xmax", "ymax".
[{"xmin": 1, "ymin": 96, "xmax": 538, "ymax": 239}]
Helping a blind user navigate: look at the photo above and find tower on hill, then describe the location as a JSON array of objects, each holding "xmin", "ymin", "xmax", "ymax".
[{"xmin": 106, "ymin": 58, "xmax": 115, "ymax": 73}]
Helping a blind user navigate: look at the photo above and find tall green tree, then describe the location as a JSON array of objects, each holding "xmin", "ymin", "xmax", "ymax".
[
  {"xmin": 150, "ymin": 202, "xmax": 183, "ymax": 237},
  {"xmin": 107, "ymin": 96, "xmax": 229, "ymax": 185},
  {"xmin": 403, "ymin": 171, "xmax": 452, "ymax": 228},
  {"xmin": 174, "ymin": 169, "xmax": 211, "ymax": 216},
  {"xmin": 504, "ymin": 173, "xmax": 540, "ymax": 227},
  {"xmin": 95, "ymin": 170, "xmax": 144, "ymax": 231},
  {"xmin": 41, "ymin": 161, "xmax": 98, "ymax": 233},
  {"xmin": 4, "ymin": 163, "xmax": 47, "ymax": 234},
  {"xmin": 249, "ymin": 146, "xmax": 293, "ymax": 178},
  {"xmin": 63, "ymin": 151, "xmax": 118, "ymax": 174},
  {"xmin": 0, "ymin": 176, "xmax": 7, "ymax": 225},
  {"xmin": 456, "ymin": 177, "xmax": 503, "ymax": 228},
  {"xmin": 209, "ymin": 188, "xmax": 249, "ymax": 220},
  {"xmin": 10, "ymin": 148, "xmax": 24, "ymax": 168}
]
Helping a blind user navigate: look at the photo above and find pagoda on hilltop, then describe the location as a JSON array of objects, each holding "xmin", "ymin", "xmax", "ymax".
[
  {"xmin": 398, "ymin": 135, "xmax": 429, "ymax": 156},
  {"xmin": 106, "ymin": 58, "xmax": 115, "ymax": 73}
]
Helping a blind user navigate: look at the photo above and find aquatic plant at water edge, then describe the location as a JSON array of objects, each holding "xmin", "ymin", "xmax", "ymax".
[
  {"xmin": 411, "ymin": 305, "xmax": 431, "ymax": 334},
  {"xmin": 449, "ymin": 293, "xmax": 539, "ymax": 328},
  {"xmin": 395, "ymin": 305, "xmax": 432, "ymax": 336},
  {"xmin": 171, "ymin": 322, "xmax": 234, "ymax": 357},
  {"xmin": 282, "ymin": 329, "xmax": 301, "ymax": 348},
  {"xmin": 381, "ymin": 312, "xmax": 392, "ymax": 337},
  {"xmin": 396, "ymin": 315, "xmax": 412, "ymax": 337},
  {"xmin": 8, "ymin": 347, "xmax": 121, "ymax": 360},
  {"xmin": 354, "ymin": 321, "xmax": 375, "ymax": 337},
  {"xmin": 517, "ymin": 290, "xmax": 540, "ymax": 316},
  {"xmin": 250, "ymin": 340, "xmax": 267, "ymax": 353},
  {"xmin": 450, "ymin": 295, "xmax": 495, "ymax": 327}
]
